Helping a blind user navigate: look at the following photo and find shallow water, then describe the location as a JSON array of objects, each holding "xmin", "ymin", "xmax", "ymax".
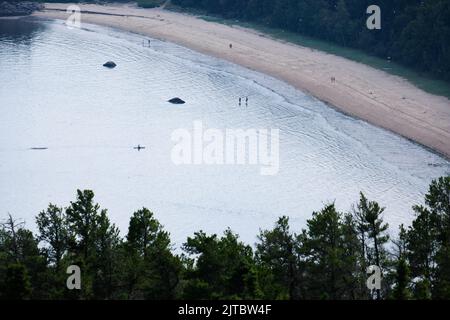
[{"xmin": 0, "ymin": 18, "xmax": 448, "ymax": 246}]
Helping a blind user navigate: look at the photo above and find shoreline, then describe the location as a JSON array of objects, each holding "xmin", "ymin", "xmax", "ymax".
[{"xmin": 33, "ymin": 3, "xmax": 450, "ymax": 159}]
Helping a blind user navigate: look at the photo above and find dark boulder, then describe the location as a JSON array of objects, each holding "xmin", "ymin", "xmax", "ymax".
[
  {"xmin": 103, "ymin": 61, "xmax": 117, "ymax": 68},
  {"xmin": 168, "ymin": 97, "xmax": 185, "ymax": 104}
]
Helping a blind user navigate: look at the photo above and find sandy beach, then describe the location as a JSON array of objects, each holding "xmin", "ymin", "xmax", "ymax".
[{"xmin": 33, "ymin": 2, "xmax": 450, "ymax": 158}]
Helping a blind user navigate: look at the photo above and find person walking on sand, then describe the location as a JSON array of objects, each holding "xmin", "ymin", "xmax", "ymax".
[
  {"xmin": 229, "ymin": 43, "xmax": 233, "ymax": 49},
  {"xmin": 239, "ymin": 97, "xmax": 241, "ymax": 106},
  {"xmin": 245, "ymin": 97, "xmax": 248, "ymax": 105}
]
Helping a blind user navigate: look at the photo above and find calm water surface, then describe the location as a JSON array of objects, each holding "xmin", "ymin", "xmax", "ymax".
[{"xmin": 0, "ymin": 18, "xmax": 448, "ymax": 246}]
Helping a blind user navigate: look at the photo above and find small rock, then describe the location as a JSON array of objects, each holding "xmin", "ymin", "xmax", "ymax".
[
  {"xmin": 168, "ymin": 97, "xmax": 185, "ymax": 104},
  {"xmin": 103, "ymin": 61, "xmax": 117, "ymax": 68}
]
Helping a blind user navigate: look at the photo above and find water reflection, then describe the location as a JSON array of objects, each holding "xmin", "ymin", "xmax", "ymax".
[
  {"xmin": 0, "ymin": 18, "xmax": 448, "ymax": 246},
  {"xmin": 0, "ymin": 17, "xmax": 46, "ymax": 43}
]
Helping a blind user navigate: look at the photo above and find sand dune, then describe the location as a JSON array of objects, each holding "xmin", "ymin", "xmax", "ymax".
[{"xmin": 34, "ymin": 3, "xmax": 450, "ymax": 158}]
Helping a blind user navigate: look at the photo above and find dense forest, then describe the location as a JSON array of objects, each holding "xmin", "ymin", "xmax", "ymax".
[
  {"xmin": 170, "ymin": 0, "xmax": 450, "ymax": 82},
  {"xmin": 0, "ymin": 176, "xmax": 449, "ymax": 300}
]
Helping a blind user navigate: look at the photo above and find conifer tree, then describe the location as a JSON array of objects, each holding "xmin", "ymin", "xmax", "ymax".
[
  {"xmin": 124, "ymin": 208, "xmax": 181, "ymax": 299},
  {"xmin": 256, "ymin": 216, "xmax": 300, "ymax": 299},
  {"xmin": 36, "ymin": 204, "xmax": 68, "ymax": 270},
  {"xmin": 300, "ymin": 204, "xmax": 362, "ymax": 299},
  {"xmin": 354, "ymin": 193, "xmax": 389, "ymax": 300}
]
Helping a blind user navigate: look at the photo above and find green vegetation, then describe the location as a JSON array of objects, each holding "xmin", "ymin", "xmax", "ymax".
[
  {"xmin": 200, "ymin": 17, "xmax": 450, "ymax": 99},
  {"xmin": 170, "ymin": 0, "xmax": 450, "ymax": 97},
  {"xmin": 32, "ymin": 0, "xmax": 450, "ymax": 97},
  {"xmin": 136, "ymin": 0, "xmax": 166, "ymax": 8},
  {"xmin": 1, "ymin": 176, "xmax": 449, "ymax": 300}
]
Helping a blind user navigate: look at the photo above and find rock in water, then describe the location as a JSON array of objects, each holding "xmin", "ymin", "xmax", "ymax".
[
  {"xmin": 103, "ymin": 61, "xmax": 117, "ymax": 68},
  {"xmin": 168, "ymin": 97, "xmax": 185, "ymax": 104}
]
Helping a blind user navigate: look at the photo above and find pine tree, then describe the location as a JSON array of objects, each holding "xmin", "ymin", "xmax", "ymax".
[
  {"xmin": 256, "ymin": 216, "xmax": 300, "ymax": 299},
  {"xmin": 92, "ymin": 210, "xmax": 121, "ymax": 299},
  {"xmin": 0, "ymin": 215, "xmax": 48, "ymax": 299},
  {"xmin": 427, "ymin": 177, "xmax": 450, "ymax": 299},
  {"xmin": 124, "ymin": 208, "xmax": 181, "ymax": 299},
  {"xmin": 36, "ymin": 204, "xmax": 69, "ymax": 270},
  {"xmin": 391, "ymin": 258, "xmax": 411, "ymax": 300},
  {"xmin": 407, "ymin": 205, "xmax": 438, "ymax": 299},
  {"xmin": 391, "ymin": 225, "xmax": 412, "ymax": 300},
  {"xmin": 300, "ymin": 204, "xmax": 362, "ymax": 299},
  {"xmin": 65, "ymin": 190, "xmax": 121, "ymax": 299},
  {"xmin": 341, "ymin": 213, "xmax": 366, "ymax": 299},
  {"xmin": 2, "ymin": 263, "xmax": 31, "ymax": 300},
  {"xmin": 354, "ymin": 193, "xmax": 389, "ymax": 300},
  {"xmin": 183, "ymin": 229, "xmax": 257, "ymax": 299},
  {"xmin": 407, "ymin": 177, "xmax": 450, "ymax": 299}
]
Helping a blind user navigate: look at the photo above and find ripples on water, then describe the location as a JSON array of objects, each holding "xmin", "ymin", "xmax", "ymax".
[{"xmin": 0, "ymin": 18, "xmax": 449, "ymax": 246}]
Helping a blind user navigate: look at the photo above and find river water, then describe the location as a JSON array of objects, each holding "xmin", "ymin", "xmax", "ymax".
[{"xmin": 0, "ymin": 17, "xmax": 448, "ymax": 246}]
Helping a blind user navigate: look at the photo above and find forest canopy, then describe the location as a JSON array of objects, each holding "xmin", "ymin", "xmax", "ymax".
[{"xmin": 1, "ymin": 176, "xmax": 449, "ymax": 300}]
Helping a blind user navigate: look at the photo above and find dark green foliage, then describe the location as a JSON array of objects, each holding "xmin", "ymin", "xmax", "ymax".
[
  {"xmin": 299, "ymin": 204, "xmax": 364, "ymax": 299},
  {"xmin": 122, "ymin": 208, "xmax": 181, "ymax": 299},
  {"xmin": 2, "ymin": 264, "xmax": 31, "ymax": 300},
  {"xmin": 136, "ymin": 0, "xmax": 166, "ymax": 8},
  {"xmin": 391, "ymin": 258, "xmax": 412, "ymax": 300},
  {"xmin": 423, "ymin": 177, "xmax": 450, "ymax": 298},
  {"xmin": 405, "ymin": 177, "xmax": 450, "ymax": 299},
  {"xmin": 34, "ymin": 0, "xmax": 450, "ymax": 81},
  {"xmin": 182, "ymin": 229, "xmax": 257, "ymax": 299},
  {"xmin": 256, "ymin": 216, "xmax": 300, "ymax": 299},
  {"xmin": 171, "ymin": 0, "xmax": 450, "ymax": 82},
  {"xmin": 0, "ymin": 215, "xmax": 48, "ymax": 299},
  {"xmin": 390, "ymin": 225, "xmax": 412, "ymax": 300},
  {"xmin": 64, "ymin": 190, "xmax": 122, "ymax": 299},
  {"xmin": 0, "ymin": 176, "xmax": 449, "ymax": 300},
  {"xmin": 407, "ymin": 205, "xmax": 438, "ymax": 298},
  {"xmin": 36, "ymin": 204, "xmax": 68, "ymax": 270},
  {"xmin": 353, "ymin": 192, "xmax": 389, "ymax": 299}
]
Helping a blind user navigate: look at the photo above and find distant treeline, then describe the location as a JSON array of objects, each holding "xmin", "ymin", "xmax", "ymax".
[
  {"xmin": 32, "ymin": 0, "xmax": 450, "ymax": 80},
  {"xmin": 0, "ymin": 176, "xmax": 449, "ymax": 300},
  {"xmin": 170, "ymin": 0, "xmax": 450, "ymax": 82}
]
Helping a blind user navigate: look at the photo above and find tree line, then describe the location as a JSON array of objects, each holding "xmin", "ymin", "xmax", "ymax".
[
  {"xmin": 33, "ymin": 0, "xmax": 450, "ymax": 81},
  {"xmin": 170, "ymin": 0, "xmax": 450, "ymax": 82},
  {"xmin": 0, "ymin": 176, "xmax": 449, "ymax": 300}
]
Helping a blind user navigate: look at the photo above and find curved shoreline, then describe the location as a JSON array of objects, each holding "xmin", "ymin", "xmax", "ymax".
[{"xmin": 33, "ymin": 3, "xmax": 450, "ymax": 158}]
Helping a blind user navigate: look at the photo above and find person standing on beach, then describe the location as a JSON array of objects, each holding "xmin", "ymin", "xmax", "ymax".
[
  {"xmin": 239, "ymin": 97, "xmax": 241, "ymax": 105},
  {"xmin": 245, "ymin": 97, "xmax": 248, "ymax": 105}
]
